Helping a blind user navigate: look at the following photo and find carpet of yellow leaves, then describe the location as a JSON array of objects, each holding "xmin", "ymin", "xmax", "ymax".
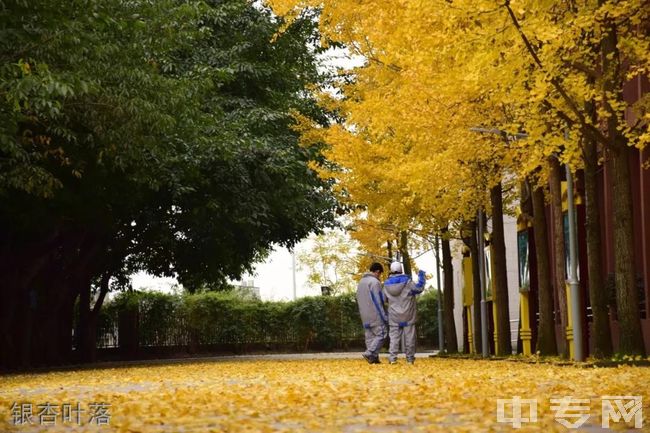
[{"xmin": 1, "ymin": 358, "xmax": 649, "ymax": 432}]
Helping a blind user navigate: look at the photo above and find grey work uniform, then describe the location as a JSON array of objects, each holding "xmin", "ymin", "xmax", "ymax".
[
  {"xmin": 383, "ymin": 270, "xmax": 426, "ymax": 362},
  {"xmin": 356, "ymin": 272, "xmax": 387, "ymax": 358}
]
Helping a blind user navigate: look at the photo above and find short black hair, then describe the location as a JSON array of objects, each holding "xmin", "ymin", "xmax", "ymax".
[{"xmin": 369, "ymin": 262, "xmax": 384, "ymax": 273}]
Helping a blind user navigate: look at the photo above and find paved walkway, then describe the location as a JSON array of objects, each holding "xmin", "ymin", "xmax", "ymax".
[
  {"xmin": 6, "ymin": 350, "xmax": 437, "ymax": 375},
  {"xmin": 194, "ymin": 350, "xmax": 438, "ymax": 361},
  {"xmin": 92, "ymin": 350, "xmax": 438, "ymax": 369}
]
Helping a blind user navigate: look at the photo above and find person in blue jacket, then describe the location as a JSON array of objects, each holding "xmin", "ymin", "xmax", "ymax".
[
  {"xmin": 356, "ymin": 262, "xmax": 387, "ymax": 364},
  {"xmin": 383, "ymin": 261, "xmax": 426, "ymax": 364}
]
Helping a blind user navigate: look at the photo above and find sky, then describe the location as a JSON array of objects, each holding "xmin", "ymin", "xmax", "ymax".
[
  {"xmin": 129, "ymin": 237, "xmax": 319, "ymax": 301},
  {"xmin": 131, "ymin": 233, "xmax": 440, "ymax": 301}
]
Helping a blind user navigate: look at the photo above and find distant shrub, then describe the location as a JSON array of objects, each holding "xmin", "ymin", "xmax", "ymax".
[{"xmin": 97, "ymin": 290, "xmax": 438, "ymax": 352}]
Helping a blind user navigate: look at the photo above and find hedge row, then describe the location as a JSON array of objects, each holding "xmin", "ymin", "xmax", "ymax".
[{"xmin": 97, "ymin": 290, "xmax": 439, "ymax": 353}]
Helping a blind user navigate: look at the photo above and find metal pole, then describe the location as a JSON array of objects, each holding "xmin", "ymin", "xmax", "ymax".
[
  {"xmin": 478, "ymin": 208, "xmax": 489, "ymax": 357},
  {"xmin": 292, "ymin": 251, "xmax": 297, "ymax": 300},
  {"xmin": 566, "ymin": 165, "xmax": 584, "ymax": 361},
  {"xmin": 434, "ymin": 235, "xmax": 444, "ymax": 353}
]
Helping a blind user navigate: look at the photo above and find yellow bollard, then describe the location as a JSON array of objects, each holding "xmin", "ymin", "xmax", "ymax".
[
  {"xmin": 492, "ymin": 301, "xmax": 499, "ymax": 355},
  {"xmin": 519, "ymin": 292, "xmax": 532, "ymax": 356},
  {"xmin": 516, "ymin": 208, "xmax": 533, "ymax": 357},
  {"xmin": 462, "ymin": 254, "xmax": 475, "ymax": 355},
  {"xmin": 467, "ymin": 307, "xmax": 474, "ymax": 354},
  {"xmin": 565, "ymin": 282, "xmax": 574, "ymax": 360}
]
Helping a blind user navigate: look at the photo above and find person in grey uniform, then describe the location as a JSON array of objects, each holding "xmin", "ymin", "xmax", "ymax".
[
  {"xmin": 356, "ymin": 262, "xmax": 387, "ymax": 364},
  {"xmin": 383, "ymin": 261, "xmax": 426, "ymax": 364}
]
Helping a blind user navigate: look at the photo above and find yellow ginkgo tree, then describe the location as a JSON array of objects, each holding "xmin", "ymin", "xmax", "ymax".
[{"xmin": 268, "ymin": 0, "xmax": 649, "ymax": 356}]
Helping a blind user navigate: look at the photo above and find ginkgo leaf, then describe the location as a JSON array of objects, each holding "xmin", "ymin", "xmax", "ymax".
[{"xmin": 2, "ymin": 358, "xmax": 649, "ymax": 432}]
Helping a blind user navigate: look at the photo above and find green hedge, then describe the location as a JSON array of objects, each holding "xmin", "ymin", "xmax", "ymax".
[{"xmin": 97, "ymin": 290, "xmax": 439, "ymax": 352}]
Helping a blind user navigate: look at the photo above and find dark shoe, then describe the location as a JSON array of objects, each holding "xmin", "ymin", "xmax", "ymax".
[{"xmin": 363, "ymin": 353, "xmax": 381, "ymax": 364}]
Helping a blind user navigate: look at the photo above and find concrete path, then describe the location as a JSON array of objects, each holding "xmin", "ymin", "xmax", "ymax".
[{"xmin": 4, "ymin": 350, "xmax": 439, "ymax": 375}]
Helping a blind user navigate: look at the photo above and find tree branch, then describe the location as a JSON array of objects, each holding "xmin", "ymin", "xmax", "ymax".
[
  {"xmin": 540, "ymin": 94, "xmax": 608, "ymax": 146},
  {"xmin": 563, "ymin": 60, "xmax": 600, "ymax": 80},
  {"xmin": 367, "ymin": 55, "xmax": 402, "ymax": 73},
  {"xmin": 91, "ymin": 272, "xmax": 110, "ymax": 317},
  {"xmin": 502, "ymin": 1, "xmax": 606, "ymax": 144}
]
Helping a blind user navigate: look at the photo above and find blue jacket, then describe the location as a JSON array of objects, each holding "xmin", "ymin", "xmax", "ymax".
[{"xmin": 383, "ymin": 270, "xmax": 426, "ymax": 326}]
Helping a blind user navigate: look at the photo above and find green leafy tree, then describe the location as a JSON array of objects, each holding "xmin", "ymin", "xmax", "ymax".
[{"xmin": 0, "ymin": 0, "xmax": 338, "ymax": 368}]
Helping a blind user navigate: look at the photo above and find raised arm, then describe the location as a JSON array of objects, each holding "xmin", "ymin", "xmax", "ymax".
[{"xmin": 408, "ymin": 270, "xmax": 427, "ymax": 296}]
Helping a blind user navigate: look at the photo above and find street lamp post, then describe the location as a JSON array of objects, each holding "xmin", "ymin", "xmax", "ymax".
[
  {"xmin": 434, "ymin": 235, "xmax": 444, "ymax": 353},
  {"xmin": 292, "ymin": 251, "xmax": 297, "ymax": 300},
  {"xmin": 477, "ymin": 209, "xmax": 489, "ymax": 357},
  {"xmin": 566, "ymin": 163, "xmax": 584, "ymax": 361}
]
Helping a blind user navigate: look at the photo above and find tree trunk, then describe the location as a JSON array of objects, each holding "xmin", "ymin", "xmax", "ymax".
[
  {"xmin": 41, "ymin": 258, "xmax": 81, "ymax": 366},
  {"xmin": 583, "ymin": 110, "xmax": 613, "ymax": 358},
  {"xmin": 18, "ymin": 289, "xmax": 33, "ymax": 367},
  {"xmin": 490, "ymin": 181, "xmax": 512, "ymax": 355},
  {"xmin": 611, "ymin": 142, "xmax": 644, "ymax": 355},
  {"xmin": 2, "ymin": 241, "xmax": 56, "ymax": 368},
  {"xmin": 531, "ymin": 182, "xmax": 558, "ymax": 355},
  {"xmin": 600, "ymin": 12, "xmax": 645, "ymax": 356},
  {"xmin": 441, "ymin": 228, "xmax": 458, "ymax": 352},
  {"xmin": 548, "ymin": 157, "xmax": 568, "ymax": 357},
  {"xmin": 0, "ymin": 284, "xmax": 18, "ymax": 369},
  {"xmin": 399, "ymin": 231, "xmax": 412, "ymax": 276},
  {"xmin": 58, "ymin": 297, "xmax": 76, "ymax": 364},
  {"xmin": 77, "ymin": 270, "xmax": 110, "ymax": 364},
  {"xmin": 78, "ymin": 277, "xmax": 93, "ymax": 363},
  {"xmin": 42, "ymin": 298, "xmax": 62, "ymax": 365},
  {"xmin": 86, "ymin": 272, "xmax": 111, "ymax": 363},
  {"xmin": 469, "ymin": 219, "xmax": 483, "ymax": 353}
]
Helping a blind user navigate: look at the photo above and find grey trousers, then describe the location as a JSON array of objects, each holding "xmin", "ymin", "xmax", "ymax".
[
  {"xmin": 389, "ymin": 324, "xmax": 416, "ymax": 362},
  {"xmin": 363, "ymin": 324, "xmax": 386, "ymax": 357}
]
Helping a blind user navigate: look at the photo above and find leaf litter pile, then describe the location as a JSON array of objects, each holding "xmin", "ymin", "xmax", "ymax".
[{"xmin": 1, "ymin": 358, "xmax": 648, "ymax": 432}]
